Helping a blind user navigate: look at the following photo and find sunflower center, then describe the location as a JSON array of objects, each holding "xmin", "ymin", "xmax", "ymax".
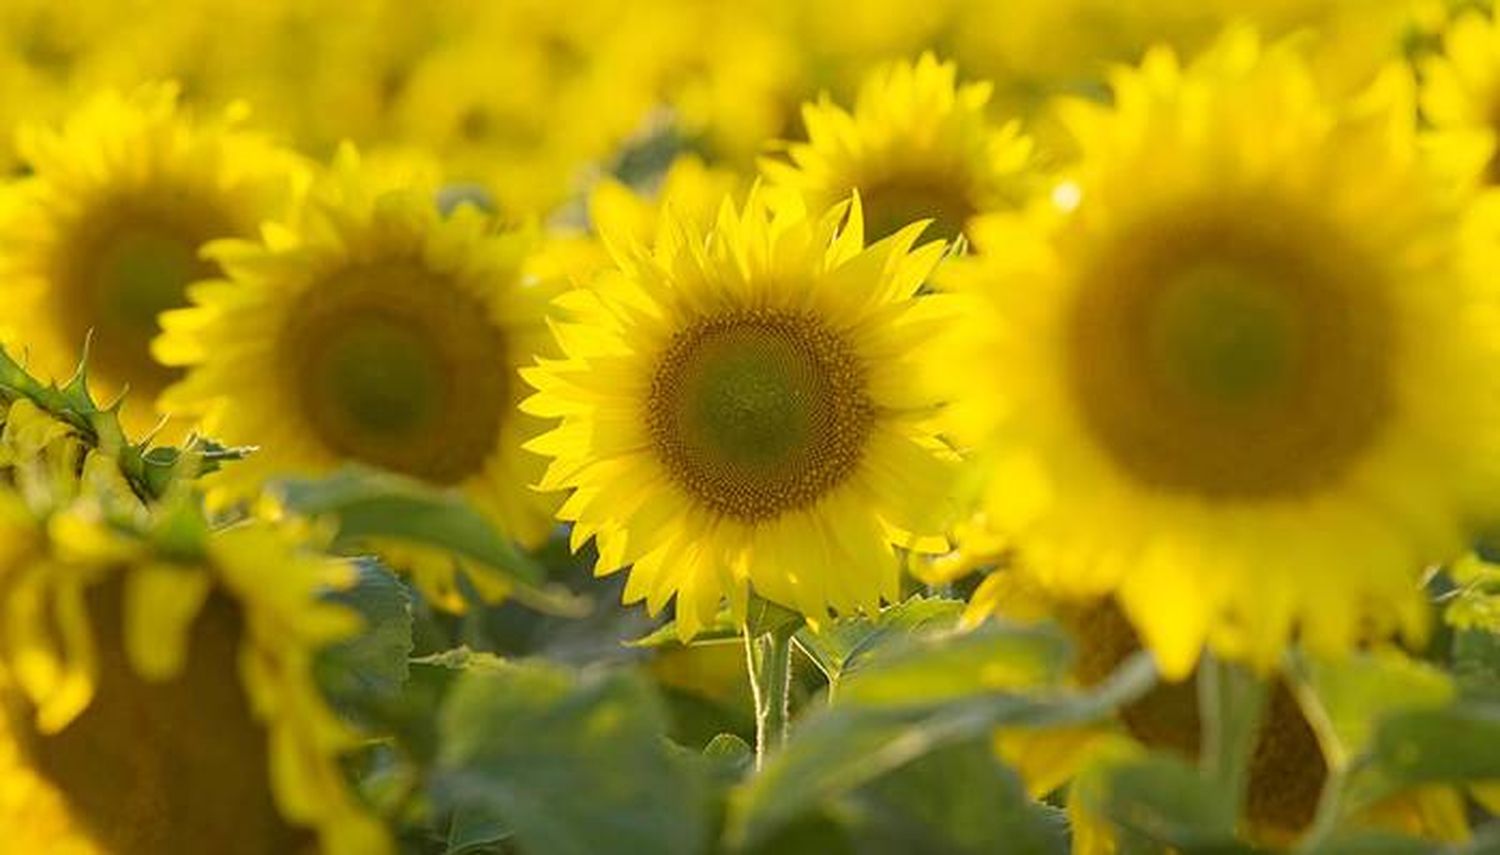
[
  {"xmin": 1067, "ymin": 202, "xmax": 1393, "ymax": 499},
  {"xmin": 58, "ymin": 201, "xmax": 233, "ymax": 398},
  {"xmin": 647, "ymin": 310, "xmax": 873, "ymax": 522},
  {"xmin": 860, "ymin": 172, "xmax": 976, "ymax": 242},
  {"xmin": 13, "ymin": 583, "xmax": 310, "ymax": 854},
  {"xmin": 282, "ymin": 262, "xmax": 508, "ymax": 485}
]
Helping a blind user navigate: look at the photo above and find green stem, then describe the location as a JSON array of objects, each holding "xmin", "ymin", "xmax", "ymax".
[
  {"xmin": 743, "ymin": 625, "xmax": 794, "ymax": 769},
  {"xmin": 1197, "ymin": 654, "xmax": 1268, "ymax": 814}
]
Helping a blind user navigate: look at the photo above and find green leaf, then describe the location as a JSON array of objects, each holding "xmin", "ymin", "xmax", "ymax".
[
  {"xmin": 1075, "ymin": 754, "xmax": 1248, "ymax": 854},
  {"xmin": 1295, "ymin": 650, "xmax": 1454, "ymax": 770},
  {"xmin": 276, "ymin": 469, "xmax": 540, "ymax": 581},
  {"xmin": 729, "ymin": 651, "xmax": 1157, "ymax": 848},
  {"xmin": 703, "ymin": 732, "xmax": 755, "ymax": 782},
  {"xmin": 274, "ymin": 468, "xmax": 586, "ymax": 615},
  {"xmin": 315, "ymin": 559, "xmax": 414, "ymax": 720},
  {"xmin": 1196, "ymin": 655, "xmax": 1268, "ymax": 810},
  {"xmin": 139, "ymin": 439, "xmax": 251, "ymax": 496},
  {"xmin": 1311, "ymin": 832, "xmax": 1449, "ymax": 855},
  {"xmin": 841, "ymin": 740, "xmax": 1067, "ymax": 855},
  {"xmin": 794, "ymin": 596, "xmax": 965, "ymax": 687},
  {"xmin": 835, "ymin": 621, "xmax": 1073, "ymax": 706},
  {"xmin": 434, "ymin": 661, "xmax": 706, "ymax": 855},
  {"xmin": 1452, "ymin": 628, "xmax": 1500, "ymax": 701},
  {"xmin": 0, "ymin": 344, "xmax": 237, "ymax": 502},
  {"xmin": 444, "ymin": 805, "xmax": 511, "ymax": 855},
  {"xmin": 410, "ymin": 646, "xmax": 509, "ymax": 673},
  {"xmin": 1365, "ymin": 700, "xmax": 1500, "ymax": 786}
]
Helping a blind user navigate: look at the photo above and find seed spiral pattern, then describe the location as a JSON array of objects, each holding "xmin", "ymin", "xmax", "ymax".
[{"xmin": 646, "ymin": 309, "xmax": 874, "ymax": 522}]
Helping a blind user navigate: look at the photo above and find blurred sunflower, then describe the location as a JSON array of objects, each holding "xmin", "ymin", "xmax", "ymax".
[
  {"xmin": 764, "ymin": 53, "xmax": 1033, "ymax": 243},
  {"xmin": 938, "ymin": 32, "xmax": 1500, "ymax": 678},
  {"xmin": 0, "ymin": 492, "xmax": 388, "ymax": 854},
  {"xmin": 154, "ymin": 146, "xmax": 559, "ymax": 607},
  {"xmin": 538, "ymin": 154, "xmax": 745, "ymax": 288},
  {"xmin": 969, "ymin": 574, "xmax": 1469, "ymax": 851},
  {"xmin": 522, "ymin": 191, "xmax": 959, "ymax": 637},
  {"xmin": 0, "ymin": 84, "xmax": 304, "ymax": 435},
  {"xmin": 951, "ymin": 0, "xmax": 1439, "ymax": 161},
  {"xmin": 380, "ymin": 0, "xmax": 672, "ymax": 218},
  {"xmin": 1423, "ymin": 1, "xmax": 1500, "ymax": 184},
  {"xmin": 655, "ymin": 1, "xmax": 808, "ymax": 166}
]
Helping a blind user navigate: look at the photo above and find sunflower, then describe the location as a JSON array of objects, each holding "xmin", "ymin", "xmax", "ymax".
[
  {"xmin": 538, "ymin": 154, "xmax": 745, "ymax": 289},
  {"xmin": 763, "ymin": 52, "xmax": 1033, "ymax": 244},
  {"xmin": 378, "ymin": 0, "xmax": 674, "ymax": 218},
  {"xmin": 937, "ymin": 31, "xmax": 1500, "ymax": 679},
  {"xmin": 154, "ymin": 146, "xmax": 559, "ymax": 607},
  {"xmin": 0, "ymin": 84, "xmax": 304, "ymax": 436},
  {"xmin": 0, "ymin": 490, "xmax": 389, "ymax": 855},
  {"xmin": 969, "ymin": 575, "xmax": 1469, "ymax": 851},
  {"xmin": 1422, "ymin": 1, "xmax": 1500, "ymax": 184},
  {"xmin": 521, "ymin": 190, "xmax": 959, "ymax": 638}
]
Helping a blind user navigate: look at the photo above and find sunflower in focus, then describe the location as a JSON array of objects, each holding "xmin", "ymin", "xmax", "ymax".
[
  {"xmin": 0, "ymin": 488, "xmax": 388, "ymax": 855},
  {"xmin": 522, "ymin": 191, "xmax": 959, "ymax": 636},
  {"xmin": 764, "ymin": 53, "xmax": 1033, "ymax": 243},
  {"xmin": 154, "ymin": 146, "xmax": 559, "ymax": 607},
  {"xmin": 938, "ymin": 31, "xmax": 1500, "ymax": 678}
]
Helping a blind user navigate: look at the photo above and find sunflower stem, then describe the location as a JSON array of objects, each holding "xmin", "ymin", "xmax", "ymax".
[
  {"xmin": 1197, "ymin": 654, "xmax": 1267, "ymax": 814},
  {"xmin": 744, "ymin": 624, "xmax": 794, "ymax": 769}
]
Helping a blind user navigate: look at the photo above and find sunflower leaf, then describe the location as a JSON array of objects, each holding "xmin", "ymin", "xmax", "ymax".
[
  {"xmin": 315, "ymin": 558, "xmax": 414, "ymax": 722},
  {"xmin": 1363, "ymin": 700, "xmax": 1500, "ymax": 787},
  {"xmin": 729, "ymin": 650, "xmax": 1156, "ymax": 847},
  {"xmin": 0, "ymin": 344, "xmax": 221, "ymax": 501},
  {"xmin": 273, "ymin": 467, "xmax": 551, "ymax": 590},
  {"xmin": 794, "ymin": 596, "xmax": 965, "ymax": 687},
  {"xmin": 838, "ymin": 740, "xmax": 1067, "ymax": 855},
  {"xmin": 834, "ymin": 620, "xmax": 1072, "ymax": 706},
  {"xmin": 444, "ymin": 805, "xmax": 512, "ymax": 855},
  {"xmin": 434, "ymin": 661, "xmax": 707, "ymax": 855},
  {"xmin": 1074, "ymin": 754, "xmax": 1245, "ymax": 853}
]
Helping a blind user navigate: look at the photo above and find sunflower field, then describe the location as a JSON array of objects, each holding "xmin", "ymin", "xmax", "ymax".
[{"xmin": 8, "ymin": 0, "xmax": 1500, "ymax": 853}]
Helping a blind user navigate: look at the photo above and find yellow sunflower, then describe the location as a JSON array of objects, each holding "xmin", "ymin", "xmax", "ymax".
[
  {"xmin": 538, "ymin": 154, "xmax": 745, "ymax": 289},
  {"xmin": 378, "ymin": 0, "xmax": 674, "ymax": 218},
  {"xmin": 969, "ymin": 575, "xmax": 1468, "ymax": 851},
  {"xmin": 938, "ymin": 31, "xmax": 1500, "ymax": 679},
  {"xmin": 763, "ymin": 52, "xmax": 1033, "ymax": 243},
  {"xmin": 522, "ymin": 191, "xmax": 959, "ymax": 637},
  {"xmin": 154, "ymin": 146, "xmax": 559, "ymax": 607},
  {"xmin": 0, "ymin": 492, "xmax": 389, "ymax": 854},
  {"xmin": 0, "ymin": 84, "xmax": 305, "ymax": 436},
  {"xmin": 1422, "ymin": 1, "xmax": 1500, "ymax": 184}
]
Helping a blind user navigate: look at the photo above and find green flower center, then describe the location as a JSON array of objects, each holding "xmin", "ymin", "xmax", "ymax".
[
  {"xmin": 1148, "ymin": 263, "xmax": 1302, "ymax": 408},
  {"xmin": 1067, "ymin": 200, "xmax": 1393, "ymax": 499},
  {"xmin": 647, "ymin": 310, "xmax": 873, "ymax": 522},
  {"xmin": 283, "ymin": 262, "xmax": 508, "ymax": 485},
  {"xmin": 56, "ymin": 198, "xmax": 235, "ymax": 398},
  {"xmin": 320, "ymin": 318, "xmax": 444, "ymax": 438}
]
